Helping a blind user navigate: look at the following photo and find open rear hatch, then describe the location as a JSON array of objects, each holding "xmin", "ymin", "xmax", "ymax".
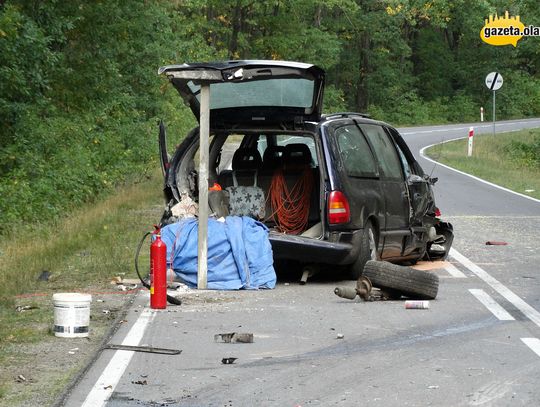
[{"xmin": 158, "ymin": 60, "xmax": 325, "ymax": 128}]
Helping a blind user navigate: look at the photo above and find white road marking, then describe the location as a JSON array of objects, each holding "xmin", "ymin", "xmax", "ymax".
[
  {"xmin": 81, "ymin": 307, "xmax": 155, "ymax": 407},
  {"xmin": 469, "ymin": 289, "xmax": 514, "ymax": 320},
  {"xmin": 451, "ymin": 248, "xmax": 540, "ymax": 328},
  {"xmin": 400, "ymin": 119, "xmax": 540, "ymax": 135},
  {"xmin": 420, "ymin": 142, "xmax": 540, "ymax": 204},
  {"xmin": 444, "ymin": 262, "xmax": 467, "ymax": 278},
  {"xmin": 521, "ymin": 338, "xmax": 540, "ymax": 358}
]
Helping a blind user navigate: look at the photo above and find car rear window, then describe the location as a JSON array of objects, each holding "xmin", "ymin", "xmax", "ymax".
[
  {"xmin": 187, "ymin": 79, "xmax": 314, "ymax": 109},
  {"xmin": 335, "ymin": 125, "xmax": 377, "ymax": 178}
]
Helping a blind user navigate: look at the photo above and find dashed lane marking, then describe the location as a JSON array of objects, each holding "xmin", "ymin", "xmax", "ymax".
[
  {"xmin": 451, "ymin": 248, "xmax": 540, "ymax": 328},
  {"xmin": 469, "ymin": 289, "xmax": 515, "ymax": 320},
  {"xmin": 521, "ymin": 338, "xmax": 540, "ymax": 358},
  {"xmin": 444, "ymin": 262, "xmax": 467, "ymax": 278},
  {"xmin": 81, "ymin": 307, "xmax": 155, "ymax": 407}
]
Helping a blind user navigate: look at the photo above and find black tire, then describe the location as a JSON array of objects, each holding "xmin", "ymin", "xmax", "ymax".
[
  {"xmin": 363, "ymin": 260, "xmax": 439, "ymax": 300},
  {"xmin": 348, "ymin": 222, "xmax": 379, "ymax": 280}
]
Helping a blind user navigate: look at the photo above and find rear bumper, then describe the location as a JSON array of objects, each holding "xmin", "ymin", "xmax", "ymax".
[{"xmin": 269, "ymin": 230, "xmax": 361, "ymax": 265}]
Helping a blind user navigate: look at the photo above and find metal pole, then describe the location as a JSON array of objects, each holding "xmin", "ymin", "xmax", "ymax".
[
  {"xmin": 197, "ymin": 84, "xmax": 210, "ymax": 289},
  {"xmin": 492, "ymin": 90, "xmax": 496, "ymax": 136}
]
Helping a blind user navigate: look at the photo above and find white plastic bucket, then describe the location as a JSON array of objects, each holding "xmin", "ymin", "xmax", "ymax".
[{"xmin": 52, "ymin": 293, "xmax": 92, "ymax": 338}]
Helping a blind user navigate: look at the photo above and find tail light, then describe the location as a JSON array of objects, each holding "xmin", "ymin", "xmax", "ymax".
[
  {"xmin": 328, "ymin": 191, "xmax": 350, "ymax": 224},
  {"xmin": 434, "ymin": 207, "xmax": 441, "ymax": 217}
]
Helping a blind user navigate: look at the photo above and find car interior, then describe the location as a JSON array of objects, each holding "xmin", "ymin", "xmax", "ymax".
[{"xmin": 178, "ymin": 132, "xmax": 324, "ymax": 238}]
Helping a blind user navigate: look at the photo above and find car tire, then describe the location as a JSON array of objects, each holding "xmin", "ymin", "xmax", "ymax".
[
  {"xmin": 363, "ymin": 260, "xmax": 439, "ymax": 300},
  {"xmin": 348, "ymin": 222, "xmax": 379, "ymax": 280}
]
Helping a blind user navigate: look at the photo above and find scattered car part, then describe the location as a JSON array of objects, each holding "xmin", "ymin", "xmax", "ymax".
[
  {"xmin": 334, "ymin": 286, "xmax": 358, "ymax": 300},
  {"xmin": 221, "ymin": 357, "xmax": 238, "ymax": 364},
  {"xmin": 363, "ymin": 260, "xmax": 439, "ymax": 300},
  {"xmin": 37, "ymin": 270, "xmax": 51, "ymax": 281},
  {"xmin": 214, "ymin": 333, "xmax": 254, "ymax": 343},
  {"xmin": 486, "ymin": 241, "xmax": 508, "ymax": 245},
  {"xmin": 334, "ymin": 276, "xmax": 373, "ymax": 300},
  {"xmin": 405, "ymin": 300, "xmax": 430, "ymax": 309},
  {"xmin": 104, "ymin": 344, "xmax": 182, "ymax": 355}
]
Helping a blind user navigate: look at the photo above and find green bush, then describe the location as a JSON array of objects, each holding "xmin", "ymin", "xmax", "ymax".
[{"xmin": 503, "ymin": 133, "xmax": 540, "ymax": 170}]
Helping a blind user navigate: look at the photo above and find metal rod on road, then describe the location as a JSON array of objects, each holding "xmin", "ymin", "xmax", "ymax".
[{"xmin": 197, "ymin": 84, "xmax": 209, "ymax": 289}]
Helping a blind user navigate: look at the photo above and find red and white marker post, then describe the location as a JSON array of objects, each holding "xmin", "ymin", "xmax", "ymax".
[{"xmin": 467, "ymin": 127, "xmax": 474, "ymax": 157}]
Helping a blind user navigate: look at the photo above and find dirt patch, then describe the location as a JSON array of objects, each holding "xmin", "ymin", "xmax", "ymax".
[{"xmin": 0, "ymin": 292, "xmax": 135, "ymax": 407}]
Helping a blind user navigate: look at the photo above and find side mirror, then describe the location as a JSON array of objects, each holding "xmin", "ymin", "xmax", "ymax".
[{"xmin": 407, "ymin": 174, "xmax": 425, "ymax": 185}]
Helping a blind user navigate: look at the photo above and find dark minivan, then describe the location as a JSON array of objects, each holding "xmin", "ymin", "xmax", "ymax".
[{"xmin": 157, "ymin": 60, "xmax": 453, "ymax": 279}]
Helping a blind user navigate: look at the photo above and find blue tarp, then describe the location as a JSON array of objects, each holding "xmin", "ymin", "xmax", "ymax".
[{"xmin": 160, "ymin": 216, "xmax": 276, "ymax": 290}]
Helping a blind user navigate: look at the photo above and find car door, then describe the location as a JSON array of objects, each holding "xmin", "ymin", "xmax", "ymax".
[
  {"xmin": 329, "ymin": 120, "xmax": 384, "ymax": 233},
  {"xmin": 357, "ymin": 123, "xmax": 410, "ymax": 259}
]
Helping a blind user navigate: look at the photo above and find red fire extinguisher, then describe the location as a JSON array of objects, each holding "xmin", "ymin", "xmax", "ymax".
[{"xmin": 150, "ymin": 226, "xmax": 167, "ymax": 309}]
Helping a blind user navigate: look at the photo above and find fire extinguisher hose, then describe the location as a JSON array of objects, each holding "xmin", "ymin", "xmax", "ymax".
[{"xmin": 135, "ymin": 231, "xmax": 182, "ymax": 306}]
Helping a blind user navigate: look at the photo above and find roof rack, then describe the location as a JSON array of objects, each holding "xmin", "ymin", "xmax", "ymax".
[{"xmin": 320, "ymin": 112, "xmax": 371, "ymax": 121}]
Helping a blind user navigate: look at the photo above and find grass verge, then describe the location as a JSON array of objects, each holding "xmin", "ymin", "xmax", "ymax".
[
  {"xmin": 0, "ymin": 170, "xmax": 164, "ymax": 406},
  {"xmin": 425, "ymin": 129, "xmax": 540, "ymax": 200}
]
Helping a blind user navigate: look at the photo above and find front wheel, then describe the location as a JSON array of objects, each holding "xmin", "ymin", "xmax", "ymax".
[{"xmin": 348, "ymin": 222, "xmax": 379, "ymax": 280}]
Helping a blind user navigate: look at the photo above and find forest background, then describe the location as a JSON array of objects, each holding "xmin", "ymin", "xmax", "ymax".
[{"xmin": 1, "ymin": 0, "xmax": 539, "ymax": 231}]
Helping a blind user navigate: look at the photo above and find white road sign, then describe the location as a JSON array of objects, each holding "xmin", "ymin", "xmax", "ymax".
[{"xmin": 485, "ymin": 72, "xmax": 503, "ymax": 91}]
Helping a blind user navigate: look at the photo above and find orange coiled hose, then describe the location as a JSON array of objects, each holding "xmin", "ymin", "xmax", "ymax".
[{"xmin": 267, "ymin": 168, "xmax": 314, "ymax": 234}]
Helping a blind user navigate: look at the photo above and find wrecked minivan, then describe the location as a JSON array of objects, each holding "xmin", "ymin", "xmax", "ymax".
[{"xmin": 157, "ymin": 60, "xmax": 453, "ymax": 280}]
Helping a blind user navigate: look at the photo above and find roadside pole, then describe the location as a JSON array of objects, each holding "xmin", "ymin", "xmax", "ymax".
[
  {"xmin": 492, "ymin": 90, "xmax": 496, "ymax": 136},
  {"xmin": 467, "ymin": 127, "xmax": 474, "ymax": 157},
  {"xmin": 197, "ymin": 84, "xmax": 210, "ymax": 289},
  {"xmin": 485, "ymin": 72, "xmax": 503, "ymax": 137},
  {"xmin": 480, "ymin": 107, "xmax": 484, "ymax": 122}
]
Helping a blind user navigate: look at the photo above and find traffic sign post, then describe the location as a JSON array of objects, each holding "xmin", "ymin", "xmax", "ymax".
[{"xmin": 485, "ymin": 72, "xmax": 503, "ymax": 136}]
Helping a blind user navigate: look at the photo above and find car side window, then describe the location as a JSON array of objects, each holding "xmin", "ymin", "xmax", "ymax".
[
  {"xmin": 359, "ymin": 124, "xmax": 403, "ymax": 180},
  {"xmin": 395, "ymin": 144, "xmax": 411, "ymax": 179},
  {"xmin": 335, "ymin": 124, "xmax": 377, "ymax": 178}
]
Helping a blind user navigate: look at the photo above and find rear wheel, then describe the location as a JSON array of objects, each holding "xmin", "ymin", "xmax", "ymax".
[{"xmin": 348, "ymin": 222, "xmax": 378, "ymax": 280}]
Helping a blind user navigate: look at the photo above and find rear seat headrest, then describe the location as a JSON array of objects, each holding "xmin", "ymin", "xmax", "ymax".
[
  {"xmin": 262, "ymin": 146, "xmax": 286, "ymax": 170},
  {"xmin": 284, "ymin": 143, "xmax": 312, "ymax": 167},
  {"xmin": 232, "ymin": 148, "xmax": 262, "ymax": 170}
]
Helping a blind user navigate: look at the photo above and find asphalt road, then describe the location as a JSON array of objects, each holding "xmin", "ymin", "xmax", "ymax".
[{"xmin": 61, "ymin": 119, "xmax": 540, "ymax": 407}]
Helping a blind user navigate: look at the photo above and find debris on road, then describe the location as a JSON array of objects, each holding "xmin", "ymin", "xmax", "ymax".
[
  {"xmin": 363, "ymin": 260, "xmax": 439, "ymax": 300},
  {"xmin": 334, "ymin": 276, "xmax": 373, "ymax": 301},
  {"xmin": 485, "ymin": 241, "xmax": 508, "ymax": 246},
  {"xmin": 405, "ymin": 300, "xmax": 430, "ymax": 309},
  {"xmin": 37, "ymin": 270, "xmax": 51, "ymax": 281},
  {"xmin": 221, "ymin": 357, "xmax": 238, "ymax": 364},
  {"xmin": 104, "ymin": 344, "xmax": 182, "ymax": 355},
  {"xmin": 131, "ymin": 380, "xmax": 148, "ymax": 385},
  {"xmin": 214, "ymin": 332, "xmax": 254, "ymax": 343},
  {"xmin": 16, "ymin": 374, "xmax": 27, "ymax": 383},
  {"xmin": 15, "ymin": 305, "xmax": 38, "ymax": 313},
  {"xmin": 336, "ymin": 333, "xmax": 344, "ymax": 339}
]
